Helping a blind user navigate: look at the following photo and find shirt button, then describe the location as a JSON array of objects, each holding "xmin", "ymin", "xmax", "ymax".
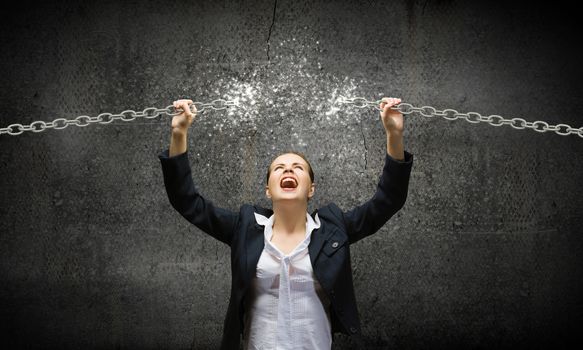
[
  {"xmin": 332, "ymin": 242, "xmax": 339, "ymax": 248},
  {"xmin": 350, "ymin": 326, "xmax": 357, "ymax": 333}
]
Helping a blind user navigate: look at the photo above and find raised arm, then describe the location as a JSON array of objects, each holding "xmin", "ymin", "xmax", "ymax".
[
  {"xmin": 159, "ymin": 99, "xmax": 239, "ymax": 246},
  {"xmin": 343, "ymin": 97, "xmax": 413, "ymax": 243}
]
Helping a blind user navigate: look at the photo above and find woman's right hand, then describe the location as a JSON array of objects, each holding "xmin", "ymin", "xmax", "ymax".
[{"xmin": 171, "ymin": 99, "xmax": 197, "ymax": 132}]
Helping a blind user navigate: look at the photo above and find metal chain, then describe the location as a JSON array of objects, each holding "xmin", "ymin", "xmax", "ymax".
[
  {"xmin": 337, "ymin": 96, "xmax": 583, "ymax": 138},
  {"xmin": 2, "ymin": 96, "xmax": 582, "ymax": 138},
  {"xmin": 0, "ymin": 99, "xmax": 238, "ymax": 136}
]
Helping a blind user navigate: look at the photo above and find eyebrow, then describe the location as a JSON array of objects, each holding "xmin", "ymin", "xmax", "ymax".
[{"xmin": 272, "ymin": 162, "xmax": 305, "ymax": 168}]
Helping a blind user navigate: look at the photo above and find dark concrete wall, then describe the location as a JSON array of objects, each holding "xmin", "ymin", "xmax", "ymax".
[{"xmin": 1, "ymin": 0, "xmax": 582, "ymax": 348}]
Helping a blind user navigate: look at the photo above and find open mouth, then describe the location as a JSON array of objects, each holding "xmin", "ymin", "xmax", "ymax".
[{"xmin": 280, "ymin": 177, "xmax": 298, "ymax": 191}]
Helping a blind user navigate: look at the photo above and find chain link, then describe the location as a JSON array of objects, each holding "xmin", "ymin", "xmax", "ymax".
[
  {"xmin": 0, "ymin": 99, "xmax": 239, "ymax": 136},
  {"xmin": 337, "ymin": 96, "xmax": 583, "ymax": 138}
]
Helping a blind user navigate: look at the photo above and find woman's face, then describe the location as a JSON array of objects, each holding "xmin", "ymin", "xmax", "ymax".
[{"xmin": 266, "ymin": 153, "xmax": 315, "ymax": 204}]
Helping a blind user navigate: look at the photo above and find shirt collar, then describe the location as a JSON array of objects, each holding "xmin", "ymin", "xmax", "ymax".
[
  {"xmin": 254, "ymin": 212, "xmax": 320, "ymax": 258},
  {"xmin": 254, "ymin": 211, "xmax": 321, "ymax": 236}
]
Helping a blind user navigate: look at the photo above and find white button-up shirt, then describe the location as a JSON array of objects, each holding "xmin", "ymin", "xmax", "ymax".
[{"xmin": 244, "ymin": 212, "xmax": 332, "ymax": 350}]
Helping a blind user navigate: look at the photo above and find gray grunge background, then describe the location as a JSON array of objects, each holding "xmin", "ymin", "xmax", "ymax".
[{"xmin": 1, "ymin": 0, "xmax": 582, "ymax": 348}]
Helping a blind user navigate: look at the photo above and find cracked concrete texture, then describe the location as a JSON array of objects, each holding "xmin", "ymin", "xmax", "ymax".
[
  {"xmin": 266, "ymin": 0, "xmax": 278, "ymax": 62},
  {"xmin": 1, "ymin": 0, "xmax": 583, "ymax": 349}
]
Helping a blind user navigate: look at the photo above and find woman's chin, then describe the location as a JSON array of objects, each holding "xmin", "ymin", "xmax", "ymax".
[{"xmin": 272, "ymin": 194, "xmax": 307, "ymax": 203}]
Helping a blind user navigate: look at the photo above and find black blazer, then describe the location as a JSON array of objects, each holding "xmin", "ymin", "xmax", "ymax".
[{"xmin": 159, "ymin": 150, "xmax": 414, "ymax": 349}]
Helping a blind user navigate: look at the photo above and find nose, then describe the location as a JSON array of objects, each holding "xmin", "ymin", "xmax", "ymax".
[{"xmin": 283, "ymin": 166, "xmax": 294, "ymax": 174}]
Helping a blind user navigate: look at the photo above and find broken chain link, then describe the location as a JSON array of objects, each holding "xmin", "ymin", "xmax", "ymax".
[
  {"xmin": 0, "ymin": 99, "xmax": 238, "ymax": 136},
  {"xmin": 337, "ymin": 96, "xmax": 583, "ymax": 138}
]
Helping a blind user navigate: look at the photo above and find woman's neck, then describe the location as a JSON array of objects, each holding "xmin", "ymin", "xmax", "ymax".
[{"xmin": 272, "ymin": 202, "xmax": 307, "ymax": 235}]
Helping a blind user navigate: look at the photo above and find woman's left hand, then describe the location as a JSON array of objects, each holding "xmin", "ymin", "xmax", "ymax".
[{"xmin": 379, "ymin": 97, "xmax": 403, "ymax": 134}]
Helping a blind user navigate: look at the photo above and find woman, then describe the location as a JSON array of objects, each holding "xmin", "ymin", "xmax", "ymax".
[{"xmin": 159, "ymin": 97, "xmax": 413, "ymax": 349}]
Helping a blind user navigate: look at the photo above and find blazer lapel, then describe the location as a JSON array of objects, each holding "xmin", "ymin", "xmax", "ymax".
[
  {"xmin": 308, "ymin": 214, "xmax": 332, "ymax": 268},
  {"xmin": 245, "ymin": 223, "xmax": 265, "ymax": 283}
]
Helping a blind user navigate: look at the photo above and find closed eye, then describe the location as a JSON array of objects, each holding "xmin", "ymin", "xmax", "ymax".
[{"xmin": 273, "ymin": 164, "xmax": 304, "ymax": 171}]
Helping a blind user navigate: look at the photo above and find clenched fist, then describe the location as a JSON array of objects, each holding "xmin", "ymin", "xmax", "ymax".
[
  {"xmin": 171, "ymin": 99, "xmax": 197, "ymax": 132},
  {"xmin": 379, "ymin": 97, "xmax": 403, "ymax": 134}
]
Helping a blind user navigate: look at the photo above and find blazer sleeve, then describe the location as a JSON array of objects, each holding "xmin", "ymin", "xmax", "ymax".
[
  {"xmin": 158, "ymin": 149, "xmax": 238, "ymax": 246},
  {"xmin": 342, "ymin": 151, "xmax": 413, "ymax": 244}
]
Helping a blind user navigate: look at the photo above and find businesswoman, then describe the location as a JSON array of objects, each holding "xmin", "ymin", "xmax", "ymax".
[{"xmin": 158, "ymin": 97, "xmax": 414, "ymax": 349}]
